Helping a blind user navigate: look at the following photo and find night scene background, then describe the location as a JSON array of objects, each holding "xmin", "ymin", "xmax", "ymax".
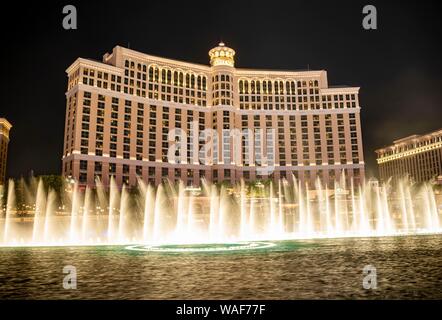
[{"xmin": 1, "ymin": 0, "xmax": 441, "ymax": 179}]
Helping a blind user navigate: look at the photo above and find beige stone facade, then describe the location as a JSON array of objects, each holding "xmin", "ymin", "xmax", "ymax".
[
  {"xmin": 0, "ymin": 118, "xmax": 12, "ymax": 186},
  {"xmin": 62, "ymin": 43, "xmax": 365, "ymax": 188},
  {"xmin": 376, "ymin": 129, "xmax": 442, "ymax": 183}
]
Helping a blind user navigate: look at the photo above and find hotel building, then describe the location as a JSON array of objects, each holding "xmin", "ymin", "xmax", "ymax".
[
  {"xmin": 0, "ymin": 118, "xmax": 12, "ymax": 186},
  {"xmin": 62, "ymin": 43, "xmax": 365, "ymax": 188},
  {"xmin": 376, "ymin": 129, "xmax": 442, "ymax": 183}
]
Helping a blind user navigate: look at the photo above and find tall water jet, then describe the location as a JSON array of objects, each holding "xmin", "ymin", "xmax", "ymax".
[
  {"xmin": 405, "ymin": 182, "xmax": 416, "ymax": 231},
  {"xmin": 32, "ymin": 180, "xmax": 46, "ymax": 243},
  {"xmin": 4, "ymin": 179, "xmax": 15, "ymax": 243},
  {"xmin": 341, "ymin": 172, "xmax": 350, "ymax": 231},
  {"xmin": 240, "ymin": 180, "xmax": 248, "ymax": 238},
  {"xmin": 316, "ymin": 178, "xmax": 326, "ymax": 233},
  {"xmin": 334, "ymin": 181, "xmax": 342, "ymax": 234},
  {"xmin": 350, "ymin": 179, "xmax": 358, "ymax": 232},
  {"xmin": 175, "ymin": 181, "xmax": 186, "ymax": 237},
  {"xmin": 143, "ymin": 184, "xmax": 155, "ymax": 242},
  {"xmin": 218, "ymin": 186, "xmax": 228, "ymax": 240},
  {"xmin": 398, "ymin": 181, "xmax": 409, "ymax": 232},
  {"xmin": 325, "ymin": 185, "xmax": 333, "ymax": 234},
  {"xmin": 152, "ymin": 184, "xmax": 165, "ymax": 242},
  {"xmin": 209, "ymin": 185, "xmax": 219, "ymax": 241},
  {"xmin": 358, "ymin": 185, "xmax": 369, "ymax": 234},
  {"xmin": 298, "ymin": 180, "xmax": 306, "ymax": 235},
  {"xmin": 428, "ymin": 185, "xmax": 440, "ymax": 230},
  {"xmin": 95, "ymin": 178, "xmax": 109, "ymax": 241},
  {"xmin": 422, "ymin": 184, "xmax": 440, "ymax": 231},
  {"xmin": 68, "ymin": 182, "xmax": 79, "ymax": 243},
  {"xmin": 249, "ymin": 195, "xmax": 257, "ymax": 236},
  {"xmin": 118, "ymin": 185, "xmax": 129, "ymax": 242},
  {"xmin": 277, "ymin": 180, "xmax": 284, "ymax": 234},
  {"xmin": 292, "ymin": 179, "xmax": 299, "ymax": 234},
  {"xmin": 186, "ymin": 192, "xmax": 195, "ymax": 237},
  {"xmin": 81, "ymin": 186, "xmax": 92, "ymax": 243},
  {"xmin": 305, "ymin": 182, "xmax": 314, "ymax": 235},
  {"xmin": 108, "ymin": 177, "xmax": 119, "ymax": 242},
  {"xmin": 375, "ymin": 185, "xmax": 385, "ymax": 234},
  {"xmin": 269, "ymin": 182, "xmax": 277, "ymax": 236},
  {"xmin": 43, "ymin": 190, "xmax": 57, "ymax": 243},
  {"xmin": 381, "ymin": 185, "xmax": 394, "ymax": 233}
]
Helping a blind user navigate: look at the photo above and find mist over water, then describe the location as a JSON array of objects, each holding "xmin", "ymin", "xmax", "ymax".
[{"xmin": 0, "ymin": 174, "xmax": 440, "ymax": 246}]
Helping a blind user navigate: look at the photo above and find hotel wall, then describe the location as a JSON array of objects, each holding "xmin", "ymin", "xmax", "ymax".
[
  {"xmin": 62, "ymin": 45, "xmax": 365, "ymax": 189},
  {"xmin": 376, "ymin": 129, "xmax": 442, "ymax": 183}
]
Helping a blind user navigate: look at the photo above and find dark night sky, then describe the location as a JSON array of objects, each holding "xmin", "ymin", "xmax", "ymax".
[{"xmin": 0, "ymin": 0, "xmax": 441, "ymax": 179}]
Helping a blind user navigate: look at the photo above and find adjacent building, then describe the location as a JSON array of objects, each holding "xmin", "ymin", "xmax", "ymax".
[
  {"xmin": 0, "ymin": 118, "xmax": 12, "ymax": 186},
  {"xmin": 376, "ymin": 129, "xmax": 442, "ymax": 183},
  {"xmin": 62, "ymin": 43, "xmax": 365, "ymax": 188}
]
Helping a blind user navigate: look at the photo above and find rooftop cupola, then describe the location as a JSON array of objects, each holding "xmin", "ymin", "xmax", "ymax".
[{"xmin": 208, "ymin": 42, "xmax": 235, "ymax": 67}]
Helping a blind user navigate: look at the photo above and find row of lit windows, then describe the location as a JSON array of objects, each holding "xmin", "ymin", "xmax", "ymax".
[
  {"xmin": 69, "ymin": 160, "xmax": 363, "ymax": 187},
  {"xmin": 238, "ymin": 79, "xmax": 319, "ymax": 95}
]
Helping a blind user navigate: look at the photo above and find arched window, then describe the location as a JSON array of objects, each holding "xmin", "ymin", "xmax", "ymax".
[
  {"xmin": 197, "ymin": 75, "xmax": 202, "ymax": 90},
  {"xmin": 268, "ymin": 81, "xmax": 272, "ymax": 94},
  {"xmin": 161, "ymin": 69, "xmax": 166, "ymax": 83},
  {"xmin": 191, "ymin": 74, "xmax": 195, "ymax": 88},
  {"xmin": 256, "ymin": 81, "xmax": 261, "ymax": 94},
  {"xmin": 273, "ymin": 81, "xmax": 278, "ymax": 94},
  {"xmin": 179, "ymin": 72, "xmax": 184, "ymax": 86},
  {"xmin": 148, "ymin": 66, "xmax": 154, "ymax": 81},
  {"xmin": 239, "ymin": 80, "xmax": 244, "ymax": 94},
  {"xmin": 154, "ymin": 67, "xmax": 159, "ymax": 82},
  {"xmin": 167, "ymin": 70, "xmax": 172, "ymax": 84},
  {"xmin": 244, "ymin": 80, "xmax": 249, "ymax": 94},
  {"xmin": 202, "ymin": 77, "xmax": 207, "ymax": 90},
  {"xmin": 173, "ymin": 71, "xmax": 178, "ymax": 85},
  {"xmin": 251, "ymin": 80, "xmax": 255, "ymax": 94},
  {"xmin": 185, "ymin": 74, "xmax": 190, "ymax": 88}
]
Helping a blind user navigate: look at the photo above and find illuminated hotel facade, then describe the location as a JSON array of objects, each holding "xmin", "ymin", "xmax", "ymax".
[
  {"xmin": 376, "ymin": 129, "xmax": 442, "ymax": 183},
  {"xmin": 0, "ymin": 118, "xmax": 12, "ymax": 186},
  {"xmin": 62, "ymin": 43, "xmax": 365, "ymax": 188}
]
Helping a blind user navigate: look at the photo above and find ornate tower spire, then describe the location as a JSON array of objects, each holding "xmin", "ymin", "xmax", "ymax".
[{"xmin": 208, "ymin": 42, "xmax": 236, "ymax": 67}]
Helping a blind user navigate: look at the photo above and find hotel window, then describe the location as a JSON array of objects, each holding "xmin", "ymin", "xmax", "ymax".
[
  {"xmin": 80, "ymin": 160, "xmax": 88, "ymax": 171},
  {"xmin": 94, "ymin": 162, "xmax": 102, "ymax": 172}
]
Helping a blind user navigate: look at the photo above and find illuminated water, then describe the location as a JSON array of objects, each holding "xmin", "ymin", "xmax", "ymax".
[
  {"xmin": 0, "ymin": 235, "xmax": 441, "ymax": 299},
  {"xmin": 0, "ymin": 175, "xmax": 441, "ymax": 246}
]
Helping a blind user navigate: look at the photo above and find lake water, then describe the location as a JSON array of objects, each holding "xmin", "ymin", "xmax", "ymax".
[{"xmin": 1, "ymin": 235, "xmax": 441, "ymax": 299}]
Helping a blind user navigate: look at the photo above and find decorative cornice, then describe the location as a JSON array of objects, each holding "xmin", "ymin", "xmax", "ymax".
[{"xmin": 66, "ymin": 58, "xmax": 123, "ymax": 75}]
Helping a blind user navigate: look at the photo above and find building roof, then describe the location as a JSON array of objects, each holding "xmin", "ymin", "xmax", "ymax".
[
  {"xmin": 376, "ymin": 128, "xmax": 442, "ymax": 154},
  {"xmin": 0, "ymin": 118, "xmax": 12, "ymax": 130}
]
